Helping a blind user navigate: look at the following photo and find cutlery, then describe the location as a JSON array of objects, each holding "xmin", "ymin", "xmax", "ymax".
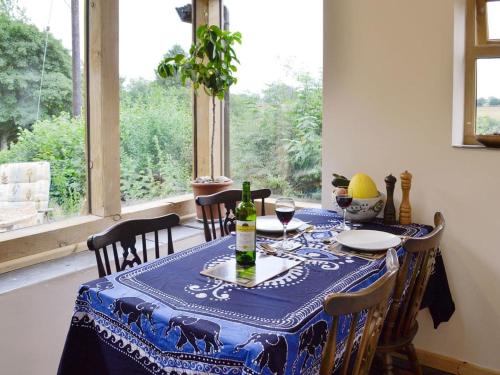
[
  {"xmin": 258, "ymin": 225, "xmax": 315, "ymax": 241},
  {"xmin": 291, "ymin": 224, "xmax": 315, "ymax": 239},
  {"xmin": 258, "ymin": 243, "xmax": 306, "ymax": 261},
  {"xmin": 327, "ymin": 243, "xmax": 384, "ymax": 261}
]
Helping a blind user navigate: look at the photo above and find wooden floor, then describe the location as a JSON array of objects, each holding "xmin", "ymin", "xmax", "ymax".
[{"xmin": 370, "ymin": 356, "xmax": 453, "ymax": 375}]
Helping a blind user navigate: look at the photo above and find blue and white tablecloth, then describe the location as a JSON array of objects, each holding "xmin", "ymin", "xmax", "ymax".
[{"xmin": 58, "ymin": 209, "xmax": 432, "ymax": 375}]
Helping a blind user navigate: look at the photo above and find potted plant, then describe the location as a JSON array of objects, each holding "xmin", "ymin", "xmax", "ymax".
[{"xmin": 157, "ymin": 24, "xmax": 242, "ymax": 218}]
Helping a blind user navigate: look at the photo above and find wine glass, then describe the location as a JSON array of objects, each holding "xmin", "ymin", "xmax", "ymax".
[
  {"xmin": 335, "ymin": 188, "xmax": 352, "ymax": 231},
  {"xmin": 275, "ymin": 197, "xmax": 296, "ymax": 250}
]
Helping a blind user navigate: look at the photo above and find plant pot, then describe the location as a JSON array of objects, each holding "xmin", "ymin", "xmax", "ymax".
[
  {"xmin": 192, "ymin": 180, "xmax": 233, "ymax": 220},
  {"xmin": 475, "ymin": 134, "xmax": 500, "ymax": 148}
]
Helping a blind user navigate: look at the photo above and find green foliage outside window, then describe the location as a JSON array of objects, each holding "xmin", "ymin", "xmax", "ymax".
[
  {"xmin": 120, "ymin": 81, "xmax": 193, "ymax": 203},
  {"xmin": 0, "ymin": 2, "xmax": 322, "ymax": 218},
  {"xmin": 230, "ymin": 73, "xmax": 322, "ymax": 200},
  {"xmin": 0, "ymin": 5, "xmax": 72, "ymax": 149},
  {"xmin": 476, "ymin": 98, "xmax": 500, "ymax": 135},
  {"xmin": 0, "ymin": 71, "xmax": 322, "ymax": 218}
]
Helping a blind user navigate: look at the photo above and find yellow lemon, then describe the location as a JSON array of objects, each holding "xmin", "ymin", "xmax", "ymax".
[{"xmin": 348, "ymin": 173, "xmax": 378, "ymax": 198}]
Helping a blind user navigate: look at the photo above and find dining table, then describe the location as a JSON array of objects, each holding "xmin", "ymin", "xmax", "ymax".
[{"xmin": 58, "ymin": 208, "xmax": 454, "ymax": 375}]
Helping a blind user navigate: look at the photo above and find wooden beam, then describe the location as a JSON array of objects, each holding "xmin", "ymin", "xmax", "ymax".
[
  {"xmin": 193, "ymin": 0, "xmax": 209, "ymax": 178},
  {"xmin": 463, "ymin": 0, "xmax": 478, "ymax": 144},
  {"xmin": 87, "ymin": 0, "xmax": 121, "ymax": 216},
  {"xmin": 208, "ymin": 0, "xmax": 224, "ymax": 178},
  {"xmin": 476, "ymin": 0, "xmax": 488, "ymax": 44},
  {"xmin": 0, "ymin": 211, "xmax": 202, "ymax": 274},
  {"xmin": 0, "ymin": 196, "xmax": 196, "ymax": 269},
  {"xmin": 193, "ymin": 0, "xmax": 224, "ymax": 178}
]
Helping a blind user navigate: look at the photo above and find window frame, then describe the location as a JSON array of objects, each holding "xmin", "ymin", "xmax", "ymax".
[
  {"xmin": 464, "ymin": 0, "xmax": 500, "ymax": 144},
  {"xmin": 0, "ymin": 0, "xmax": 222, "ymax": 271},
  {"xmin": 0, "ymin": 0, "xmax": 320, "ymax": 272}
]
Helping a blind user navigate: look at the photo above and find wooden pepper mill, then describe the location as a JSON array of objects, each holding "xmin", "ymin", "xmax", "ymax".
[
  {"xmin": 399, "ymin": 170, "xmax": 412, "ymax": 225},
  {"xmin": 384, "ymin": 174, "xmax": 397, "ymax": 224}
]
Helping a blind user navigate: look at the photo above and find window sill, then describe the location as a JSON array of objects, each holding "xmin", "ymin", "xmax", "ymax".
[
  {"xmin": 452, "ymin": 144, "xmax": 500, "ymax": 150},
  {"xmin": 0, "ymin": 193, "xmax": 320, "ymax": 274},
  {"xmin": 0, "ymin": 194, "xmax": 196, "ymax": 273},
  {"xmin": 0, "ymin": 223, "xmax": 205, "ymax": 295}
]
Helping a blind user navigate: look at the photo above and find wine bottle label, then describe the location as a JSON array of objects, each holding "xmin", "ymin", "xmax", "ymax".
[{"xmin": 236, "ymin": 220, "xmax": 256, "ymax": 252}]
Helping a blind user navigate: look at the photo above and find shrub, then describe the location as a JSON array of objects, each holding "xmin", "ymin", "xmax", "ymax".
[
  {"xmin": 476, "ymin": 116, "xmax": 500, "ymax": 135},
  {"xmin": 230, "ymin": 73, "xmax": 322, "ymax": 200},
  {"xmin": 120, "ymin": 81, "xmax": 193, "ymax": 203}
]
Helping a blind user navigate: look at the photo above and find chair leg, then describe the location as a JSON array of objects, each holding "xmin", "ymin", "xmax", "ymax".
[
  {"xmin": 381, "ymin": 353, "xmax": 396, "ymax": 375},
  {"xmin": 405, "ymin": 344, "xmax": 423, "ymax": 375}
]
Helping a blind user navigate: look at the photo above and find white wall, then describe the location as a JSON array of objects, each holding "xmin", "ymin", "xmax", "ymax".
[
  {"xmin": 0, "ymin": 268, "xmax": 96, "ymax": 374},
  {"xmin": 323, "ymin": 0, "xmax": 500, "ymax": 370},
  {"xmin": 0, "ymin": 234, "xmax": 206, "ymax": 374}
]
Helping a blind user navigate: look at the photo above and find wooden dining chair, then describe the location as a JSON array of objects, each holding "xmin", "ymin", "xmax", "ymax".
[
  {"xmin": 376, "ymin": 212, "xmax": 445, "ymax": 375},
  {"xmin": 195, "ymin": 188, "xmax": 271, "ymax": 242},
  {"xmin": 87, "ymin": 213, "xmax": 180, "ymax": 277},
  {"xmin": 320, "ymin": 248, "xmax": 399, "ymax": 375}
]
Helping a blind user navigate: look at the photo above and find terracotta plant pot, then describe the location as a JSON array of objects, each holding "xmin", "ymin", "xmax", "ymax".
[{"xmin": 192, "ymin": 180, "xmax": 233, "ymax": 220}]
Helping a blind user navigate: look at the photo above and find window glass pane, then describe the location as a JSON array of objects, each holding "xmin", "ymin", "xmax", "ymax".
[
  {"xmin": 476, "ymin": 58, "xmax": 500, "ymax": 135},
  {"xmin": 0, "ymin": 0, "xmax": 87, "ymax": 232},
  {"xmin": 487, "ymin": 1, "xmax": 500, "ymax": 40},
  {"xmin": 226, "ymin": 0, "xmax": 323, "ymax": 201},
  {"xmin": 119, "ymin": 1, "xmax": 193, "ymax": 207}
]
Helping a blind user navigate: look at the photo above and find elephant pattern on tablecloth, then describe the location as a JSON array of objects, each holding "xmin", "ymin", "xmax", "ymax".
[
  {"xmin": 111, "ymin": 297, "xmax": 159, "ymax": 335},
  {"xmin": 293, "ymin": 320, "xmax": 328, "ymax": 373},
  {"xmin": 165, "ymin": 315, "xmax": 223, "ymax": 354},
  {"xmin": 235, "ymin": 333, "xmax": 288, "ymax": 375},
  {"xmin": 78, "ymin": 278, "xmax": 114, "ymax": 304}
]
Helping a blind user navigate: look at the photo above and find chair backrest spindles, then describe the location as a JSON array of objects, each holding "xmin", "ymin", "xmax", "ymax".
[
  {"xmin": 94, "ymin": 250, "xmax": 106, "ymax": 277},
  {"xmin": 111, "ymin": 243, "xmax": 120, "ymax": 271},
  {"xmin": 87, "ymin": 213, "xmax": 180, "ymax": 277},
  {"xmin": 102, "ymin": 246, "xmax": 112, "ymax": 275},
  {"xmin": 141, "ymin": 234, "xmax": 148, "ymax": 263},
  {"xmin": 167, "ymin": 229, "xmax": 174, "ymax": 255},
  {"xmin": 154, "ymin": 231, "xmax": 160, "ymax": 257},
  {"xmin": 380, "ymin": 212, "xmax": 445, "ymax": 344},
  {"xmin": 341, "ymin": 312, "xmax": 360, "ymax": 375},
  {"xmin": 320, "ymin": 249, "xmax": 399, "ymax": 375},
  {"xmin": 195, "ymin": 188, "xmax": 272, "ymax": 242}
]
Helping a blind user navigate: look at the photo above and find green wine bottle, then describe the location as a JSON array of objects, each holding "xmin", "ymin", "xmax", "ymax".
[{"xmin": 235, "ymin": 181, "xmax": 257, "ymax": 266}]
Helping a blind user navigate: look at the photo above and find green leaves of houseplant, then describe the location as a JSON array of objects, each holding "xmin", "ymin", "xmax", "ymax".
[{"xmin": 157, "ymin": 24, "xmax": 241, "ymax": 180}]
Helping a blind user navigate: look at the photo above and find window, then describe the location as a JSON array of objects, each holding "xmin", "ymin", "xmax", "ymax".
[
  {"xmin": 119, "ymin": 1, "xmax": 193, "ymax": 207},
  {"xmin": 225, "ymin": 0, "xmax": 323, "ymax": 201},
  {"xmin": 464, "ymin": 0, "xmax": 500, "ymax": 143},
  {"xmin": 0, "ymin": 0, "xmax": 87, "ymax": 232},
  {"xmin": 0, "ymin": 0, "xmax": 205, "ymax": 270}
]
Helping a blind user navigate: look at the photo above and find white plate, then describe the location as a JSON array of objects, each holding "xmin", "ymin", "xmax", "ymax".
[
  {"xmin": 336, "ymin": 230, "xmax": 401, "ymax": 251},
  {"xmin": 256, "ymin": 216, "xmax": 305, "ymax": 233}
]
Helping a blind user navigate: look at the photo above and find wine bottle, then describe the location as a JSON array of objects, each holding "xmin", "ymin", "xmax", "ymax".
[{"xmin": 235, "ymin": 181, "xmax": 256, "ymax": 266}]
